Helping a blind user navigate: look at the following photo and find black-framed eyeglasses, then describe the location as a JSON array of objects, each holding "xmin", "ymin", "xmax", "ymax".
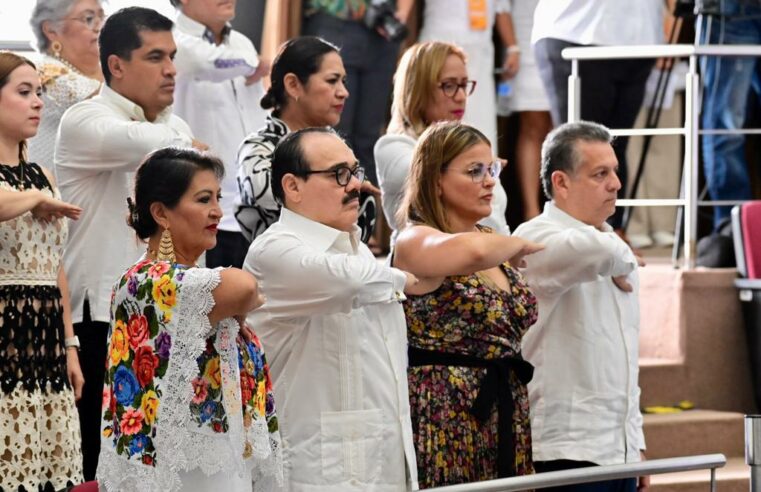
[
  {"xmin": 66, "ymin": 11, "xmax": 105, "ymax": 30},
  {"xmin": 438, "ymin": 80, "xmax": 477, "ymax": 98},
  {"xmin": 466, "ymin": 161, "xmax": 502, "ymax": 183},
  {"xmin": 302, "ymin": 164, "xmax": 366, "ymax": 187}
]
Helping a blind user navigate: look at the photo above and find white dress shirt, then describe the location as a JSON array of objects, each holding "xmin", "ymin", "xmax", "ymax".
[
  {"xmin": 56, "ymin": 85, "xmax": 194, "ymax": 323},
  {"xmin": 374, "ymin": 133, "xmax": 510, "ymax": 243},
  {"xmin": 244, "ymin": 207, "xmax": 418, "ymax": 491},
  {"xmin": 531, "ymin": 0, "xmax": 664, "ymax": 46},
  {"xmin": 173, "ymin": 12, "xmax": 268, "ymax": 233},
  {"xmin": 513, "ymin": 202, "xmax": 646, "ymax": 465}
]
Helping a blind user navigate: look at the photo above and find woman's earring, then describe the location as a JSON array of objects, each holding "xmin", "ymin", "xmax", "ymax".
[
  {"xmin": 51, "ymin": 41, "xmax": 63, "ymax": 58},
  {"xmin": 157, "ymin": 228, "xmax": 176, "ymax": 263}
]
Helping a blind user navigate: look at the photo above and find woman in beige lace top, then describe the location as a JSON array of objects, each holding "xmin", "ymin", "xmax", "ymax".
[
  {"xmin": 0, "ymin": 52, "xmax": 86, "ymax": 492},
  {"xmin": 27, "ymin": 0, "xmax": 104, "ymax": 169}
]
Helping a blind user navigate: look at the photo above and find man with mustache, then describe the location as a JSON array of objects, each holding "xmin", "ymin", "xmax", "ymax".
[
  {"xmin": 243, "ymin": 127, "xmax": 420, "ymax": 491},
  {"xmin": 55, "ymin": 7, "xmax": 201, "ymax": 480},
  {"xmin": 514, "ymin": 121, "xmax": 648, "ymax": 492},
  {"xmin": 171, "ymin": 0, "xmax": 269, "ymax": 268}
]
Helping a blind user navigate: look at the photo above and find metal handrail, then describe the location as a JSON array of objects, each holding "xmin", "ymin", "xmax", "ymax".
[
  {"xmin": 425, "ymin": 454, "xmax": 727, "ymax": 492},
  {"xmin": 0, "ymin": 41, "xmax": 34, "ymax": 52},
  {"xmin": 561, "ymin": 43, "xmax": 761, "ymax": 269}
]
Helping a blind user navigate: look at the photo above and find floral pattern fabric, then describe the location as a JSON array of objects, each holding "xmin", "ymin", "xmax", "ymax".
[
  {"xmin": 404, "ymin": 254, "xmax": 538, "ymax": 488},
  {"xmin": 98, "ymin": 259, "xmax": 281, "ymax": 491}
]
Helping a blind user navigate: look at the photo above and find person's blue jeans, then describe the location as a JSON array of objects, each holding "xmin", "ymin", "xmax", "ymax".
[{"xmin": 700, "ymin": 1, "xmax": 761, "ymax": 228}]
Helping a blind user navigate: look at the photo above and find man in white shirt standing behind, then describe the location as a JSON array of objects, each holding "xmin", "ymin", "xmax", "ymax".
[
  {"xmin": 171, "ymin": 0, "xmax": 268, "ymax": 268},
  {"xmin": 514, "ymin": 121, "xmax": 647, "ymax": 492},
  {"xmin": 55, "ymin": 7, "xmax": 199, "ymax": 480},
  {"xmin": 244, "ymin": 127, "xmax": 419, "ymax": 491}
]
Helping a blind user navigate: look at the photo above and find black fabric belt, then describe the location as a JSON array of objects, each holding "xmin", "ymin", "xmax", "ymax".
[{"xmin": 408, "ymin": 346, "xmax": 534, "ymax": 477}]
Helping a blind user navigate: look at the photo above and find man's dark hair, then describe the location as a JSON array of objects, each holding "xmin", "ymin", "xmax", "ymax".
[
  {"xmin": 271, "ymin": 127, "xmax": 341, "ymax": 205},
  {"xmin": 540, "ymin": 120, "xmax": 613, "ymax": 199},
  {"xmin": 99, "ymin": 7, "xmax": 174, "ymax": 85},
  {"xmin": 168, "ymin": 0, "xmax": 181, "ymax": 7},
  {"xmin": 128, "ymin": 147, "xmax": 225, "ymax": 239}
]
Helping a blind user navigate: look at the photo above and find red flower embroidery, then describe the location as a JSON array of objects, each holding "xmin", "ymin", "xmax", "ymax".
[
  {"xmin": 132, "ymin": 345, "xmax": 159, "ymax": 387},
  {"xmin": 127, "ymin": 314, "xmax": 149, "ymax": 349}
]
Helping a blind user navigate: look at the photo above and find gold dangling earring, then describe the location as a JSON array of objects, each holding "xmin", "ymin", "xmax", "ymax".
[
  {"xmin": 51, "ymin": 41, "xmax": 63, "ymax": 58},
  {"xmin": 157, "ymin": 228, "xmax": 176, "ymax": 263}
]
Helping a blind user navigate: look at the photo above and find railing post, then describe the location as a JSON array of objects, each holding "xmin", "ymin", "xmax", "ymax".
[
  {"xmin": 745, "ymin": 415, "xmax": 761, "ymax": 492},
  {"xmin": 568, "ymin": 59, "xmax": 581, "ymax": 122},
  {"xmin": 683, "ymin": 54, "xmax": 700, "ymax": 269}
]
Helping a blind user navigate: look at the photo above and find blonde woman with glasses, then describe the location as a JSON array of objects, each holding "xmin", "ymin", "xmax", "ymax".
[
  {"xmin": 374, "ymin": 41, "xmax": 510, "ymax": 248},
  {"xmin": 393, "ymin": 121, "xmax": 543, "ymax": 488}
]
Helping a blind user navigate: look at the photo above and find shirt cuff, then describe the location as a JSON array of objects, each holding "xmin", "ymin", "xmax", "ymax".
[{"xmin": 389, "ymin": 267, "xmax": 408, "ymax": 302}]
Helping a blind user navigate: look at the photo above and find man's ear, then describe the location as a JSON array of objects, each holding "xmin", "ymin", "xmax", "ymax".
[
  {"xmin": 550, "ymin": 170, "xmax": 571, "ymax": 200},
  {"xmin": 107, "ymin": 55, "xmax": 125, "ymax": 82},
  {"xmin": 281, "ymin": 173, "xmax": 302, "ymax": 204}
]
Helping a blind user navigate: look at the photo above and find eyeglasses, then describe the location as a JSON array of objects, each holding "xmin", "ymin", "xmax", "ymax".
[
  {"xmin": 438, "ymin": 80, "xmax": 477, "ymax": 98},
  {"xmin": 465, "ymin": 161, "xmax": 502, "ymax": 183},
  {"xmin": 302, "ymin": 164, "xmax": 366, "ymax": 187},
  {"xmin": 66, "ymin": 11, "xmax": 105, "ymax": 30}
]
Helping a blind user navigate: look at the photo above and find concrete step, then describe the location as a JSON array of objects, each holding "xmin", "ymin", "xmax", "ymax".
[
  {"xmin": 639, "ymin": 358, "xmax": 688, "ymax": 408},
  {"xmin": 650, "ymin": 456, "xmax": 748, "ymax": 492},
  {"xmin": 643, "ymin": 410, "xmax": 745, "ymax": 460}
]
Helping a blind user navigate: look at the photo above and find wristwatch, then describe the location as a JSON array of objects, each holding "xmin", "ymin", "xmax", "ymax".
[{"xmin": 64, "ymin": 336, "xmax": 81, "ymax": 350}]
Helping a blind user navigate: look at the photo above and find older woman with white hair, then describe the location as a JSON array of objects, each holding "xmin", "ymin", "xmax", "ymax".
[{"xmin": 27, "ymin": 0, "xmax": 104, "ymax": 169}]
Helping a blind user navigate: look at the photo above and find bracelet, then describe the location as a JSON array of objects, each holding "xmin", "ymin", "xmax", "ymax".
[
  {"xmin": 507, "ymin": 45, "xmax": 521, "ymax": 54},
  {"xmin": 65, "ymin": 335, "xmax": 80, "ymax": 350}
]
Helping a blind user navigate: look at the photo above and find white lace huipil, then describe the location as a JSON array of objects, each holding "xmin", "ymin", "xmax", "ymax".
[
  {"xmin": 97, "ymin": 260, "xmax": 282, "ymax": 492},
  {"xmin": 27, "ymin": 55, "xmax": 101, "ymax": 170}
]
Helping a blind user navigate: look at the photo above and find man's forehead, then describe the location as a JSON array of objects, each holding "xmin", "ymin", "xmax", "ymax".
[
  {"xmin": 135, "ymin": 30, "xmax": 176, "ymax": 53},
  {"xmin": 302, "ymin": 133, "xmax": 356, "ymax": 170},
  {"xmin": 576, "ymin": 140, "xmax": 617, "ymax": 168}
]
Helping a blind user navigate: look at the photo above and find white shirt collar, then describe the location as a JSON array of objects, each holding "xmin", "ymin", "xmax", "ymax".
[
  {"xmin": 545, "ymin": 201, "xmax": 614, "ymax": 233},
  {"xmin": 175, "ymin": 11, "xmax": 232, "ymax": 43},
  {"xmin": 100, "ymin": 85, "xmax": 175, "ymax": 123},
  {"xmin": 278, "ymin": 207, "xmax": 360, "ymax": 255}
]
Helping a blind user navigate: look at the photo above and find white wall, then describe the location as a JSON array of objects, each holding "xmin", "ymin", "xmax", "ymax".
[{"xmin": 0, "ymin": 0, "xmax": 176, "ymax": 49}]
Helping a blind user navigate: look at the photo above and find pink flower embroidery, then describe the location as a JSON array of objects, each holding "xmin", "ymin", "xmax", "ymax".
[
  {"xmin": 120, "ymin": 408, "xmax": 144, "ymax": 436},
  {"xmin": 147, "ymin": 262, "xmax": 170, "ymax": 279},
  {"xmin": 191, "ymin": 377, "xmax": 209, "ymax": 404}
]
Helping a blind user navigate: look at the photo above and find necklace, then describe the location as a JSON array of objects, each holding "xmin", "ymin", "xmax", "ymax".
[{"xmin": 53, "ymin": 53, "xmax": 84, "ymax": 77}]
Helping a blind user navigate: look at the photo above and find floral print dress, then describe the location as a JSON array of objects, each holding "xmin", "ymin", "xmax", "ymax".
[
  {"xmin": 97, "ymin": 259, "xmax": 282, "ymax": 492},
  {"xmin": 404, "ymin": 259, "xmax": 538, "ymax": 489}
]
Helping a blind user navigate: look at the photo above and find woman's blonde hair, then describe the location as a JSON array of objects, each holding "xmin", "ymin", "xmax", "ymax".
[
  {"xmin": 0, "ymin": 52, "xmax": 37, "ymax": 162},
  {"xmin": 397, "ymin": 121, "xmax": 490, "ymax": 233},
  {"xmin": 387, "ymin": 41, "xmax": 467, "ymax": 138}
]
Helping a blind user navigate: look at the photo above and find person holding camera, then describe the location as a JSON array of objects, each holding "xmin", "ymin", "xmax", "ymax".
[{"xmin": 301, "ymin": 0, "xmax": 412, "ymax": 188}]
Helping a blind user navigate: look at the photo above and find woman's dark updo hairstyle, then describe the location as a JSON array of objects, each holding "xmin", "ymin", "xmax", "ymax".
[
  {"xmin": 127, "ymin": 147, "xmax": 225, "ymax": 239},
  {"xmin": 260, "ymin": 36, "xmax": 340, "ymax": 114}
]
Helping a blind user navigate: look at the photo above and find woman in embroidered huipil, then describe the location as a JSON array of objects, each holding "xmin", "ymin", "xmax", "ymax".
[
  {"xmin": 27, "ymin": 0, "xmax": 104, "ymax": 169},
  {"xmin": 96, "ymin": 148, "xmax": 282, "ymax": 492},
  {"xmin": 393, "ymin": 121, "xmax": 544, "ymax": 488},
  {"xmin": 0, "ymin": 52, "xmax": 86, "ymax": 492},
  {"xmin": 236, "ymin": 36, "xmax": 378, "ymax": 244}
]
